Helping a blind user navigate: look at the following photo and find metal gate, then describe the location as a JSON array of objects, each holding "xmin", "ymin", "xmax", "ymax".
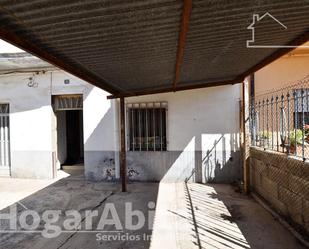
[{"xmin": 0, "ymin": 103, "xmax": 10, "ymax": 176}]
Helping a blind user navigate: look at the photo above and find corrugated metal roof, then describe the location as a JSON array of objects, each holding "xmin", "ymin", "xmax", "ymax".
[{"xmin": 0, "ymin": 0, "xmax": 308, "ymax": 96}]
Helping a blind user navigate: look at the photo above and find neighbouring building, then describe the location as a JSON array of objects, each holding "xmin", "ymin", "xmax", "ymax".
[
  {"xmin": 255, "ymin": 42, "xmax": 309, "ymax": 95},
  {"xmin": 251, "ymin": 42, "xmax": 309, "ymax": 153},
  {"xmin": 0, "ymin": 52, "xmax": 242, "ymax": 183}
]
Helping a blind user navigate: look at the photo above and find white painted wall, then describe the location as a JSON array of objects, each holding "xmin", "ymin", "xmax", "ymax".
[
  {"xmin": 51, "ymin": 71, "xmax": 119, "ymax": 179},
  {"xmin": 0, "ymin": 68, "xmax": 241, "ymax": 182},
  {"xmin": 126, "ymin": 85, "xmax": 241, "ymax": 152},
  {"xmin": 83, "ymin": 87, "xmax": 116, "ymax": 151},
  {"xmin": 0, "ymin": 72, "xmax": 53, "ymax": 178},
  {"xmin": 82, "ymin": 86, "xmax": 120, "ymax": 181},
  {"xmin": 0, "ymin": 73, "xmax": 52, "ymax": 151},
  {"xmin": 126, "ymin": 84, "xmax": 242, "ymax": 182},
  {"xmin": 50, "ymin": 70, "xmax": 118, "ymax": 150},
  {"xmin": 51, "ymin": 71, "xmax": 88, "ymax": 95},
  {"xmin": 0, "ymin": 70, "xmax": 118, "ymax": 179}
]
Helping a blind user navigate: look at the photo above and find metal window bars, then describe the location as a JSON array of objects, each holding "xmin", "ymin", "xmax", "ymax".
[
  {"xmin": 0, "ymin": 104, "xmax": 9, "ymax": 114},
  {"xmin": 250, "ymin": 87, "xmax": 309, "ymax": 161},
  {"xmin": 127, "ymin": 102, "xmax": 167, "ymax": 151},
  {"xmin": 0, "ymin": 104, "xmax": 10, "ymax": 167}
]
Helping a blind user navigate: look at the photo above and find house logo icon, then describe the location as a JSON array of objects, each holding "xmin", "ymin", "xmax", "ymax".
[{"xmin": 247, "ymin": 12, "xmax": 309, "ymax": 48}]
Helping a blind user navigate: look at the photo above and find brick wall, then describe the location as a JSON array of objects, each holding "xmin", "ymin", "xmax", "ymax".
[{"xmin": 250, "ymin": 147, "xmax": 309, "ymax": 235}]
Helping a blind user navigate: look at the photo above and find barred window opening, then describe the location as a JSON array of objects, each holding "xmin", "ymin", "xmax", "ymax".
[
  {"xmin": 293, "ymin": 89, "xmax": 309, "ymax": 129},
  {"xmin": 0, "ymin": 103, "xmax": 9, "ymax": 114},
  {"xmin": 127, "ymin": 102, "xmax": 167, "ymax": 151},
  {"xmin": 0, "ymin": 103, "xmax": 10, "ymax": 168}
]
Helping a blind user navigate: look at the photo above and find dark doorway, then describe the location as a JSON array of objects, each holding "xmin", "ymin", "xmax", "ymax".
[
  {"xmin": 53, "ymin": 94, "xmax": 84, "ymax": 175},
  {"xmin": 65, "ymin": 110, "xmax": 84, "ymax": 165}
]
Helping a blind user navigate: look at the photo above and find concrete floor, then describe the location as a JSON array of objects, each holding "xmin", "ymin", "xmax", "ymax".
[
  {"xmin": 151, "ymin": 182, "xmax": 306, "ymax": 249},
  {"xmin": 0, "ymin": 170, "xmax": 69, "ymax": 210},
  {"xmin": 0, "ymin": 176, "xmax": 305, "ymax": 249}
]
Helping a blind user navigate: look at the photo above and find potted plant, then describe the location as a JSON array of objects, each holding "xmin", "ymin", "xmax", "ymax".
[
  {"xmin": 257, "ymin": 131, "xmax": 272, "ymax": 147},
  {"xmin": 288, "ymin": 129, "xmax": 303, "ymax": 154}
]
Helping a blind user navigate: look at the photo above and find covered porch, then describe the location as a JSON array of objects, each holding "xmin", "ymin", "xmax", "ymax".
[
  {"xmin": 0, "ymin": 0, "xmax": 308, "ymax": 248},
  {"xmin": 0, "ymin": 175, "xmax": 305, "ymax": 249}
]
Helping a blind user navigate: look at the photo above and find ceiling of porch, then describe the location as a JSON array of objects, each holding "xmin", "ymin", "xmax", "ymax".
[{"xmin": 0, "ymin": 0, "xmax": 308, "ymax": 97}]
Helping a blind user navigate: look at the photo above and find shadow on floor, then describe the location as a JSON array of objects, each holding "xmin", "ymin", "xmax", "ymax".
[
  {"xmin": 0, "ymin": 175, "xmax": 159, "ymax": 249},
  {"xmin": 183, "ymin": 183, "xmax": 305, "ymax": 249},
  {"xmin": 0, "ymin": 177, "xmax": 305, "ymax": 249}
]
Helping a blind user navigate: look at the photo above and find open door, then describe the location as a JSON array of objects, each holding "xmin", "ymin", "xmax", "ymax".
[{"xmin": 53, "ymin": 95, "xmax": 84, "ymax": 175}]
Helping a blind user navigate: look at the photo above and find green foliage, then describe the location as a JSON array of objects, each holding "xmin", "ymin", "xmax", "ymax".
[
  {"xmin": 258, "ymin": 131, "xmax": 272, "ymax": 140},
  {"xmin": 289, "ymin": 129, "xmax": 303, "ymax": 146}
]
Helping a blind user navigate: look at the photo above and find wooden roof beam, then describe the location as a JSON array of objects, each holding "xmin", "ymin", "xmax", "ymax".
[
  {"xmin": 172, "ymin": 0, "xmax": 192, "ymax": 90},
  {"xmin": 107, "ymin": 77, "xmax": 243, "ymax": 99}
]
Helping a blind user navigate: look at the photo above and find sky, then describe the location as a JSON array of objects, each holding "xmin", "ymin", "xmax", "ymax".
[{"xmin": 0, "ymin": 39, "xmax": 24, "ymax": 53}]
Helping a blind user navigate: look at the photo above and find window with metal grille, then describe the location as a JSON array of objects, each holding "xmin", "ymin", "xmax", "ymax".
[
  {"xmin": 0, "ymin": 103, "xmax": 10, "ymax": 169},
  {"xmin": 293, "ymin": 89, "xmax": 309, "ymax": 129},
  {"xmin": 127, "ymin": 102, "xmax": 167, "ymax": 151},
  {"xmin": 0, "ymin": 103, "xmax": 9, "ymax": 114}
]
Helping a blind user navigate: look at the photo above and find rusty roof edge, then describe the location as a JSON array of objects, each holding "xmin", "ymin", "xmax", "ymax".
[
  {"xmin": 173, "ymin": 0, "xmax": 192, "ymax": 90},
  {"xmin": 107, "ymin": 76, "xmax": 244, "ymax": 99}
]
